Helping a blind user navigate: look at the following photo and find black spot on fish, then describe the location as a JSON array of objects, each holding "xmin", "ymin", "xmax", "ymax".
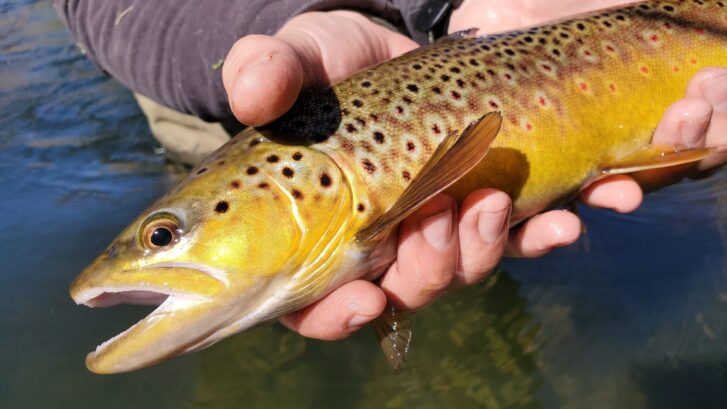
[
  {"xmin": 432, "ymin": 86, "xmax": 441, "ymax": 94},
  {"xmin": 361, "ymin": 80, "xmax": 371, "ymax": 88},
  {"xmin": 230, "ymin": 180, "xmax": 241, "ymax": 189},
  {"xmin": 576, "ymin": 23, "xmax": 586, "ymax": 31},
  {"xmin": 292, "ymin": 189, "xmax": 303, "ymax": 200},
  {"xmin": 345, "ymin": 123, "xmax": 357, "ymax": 133},
  {"xmin": 362, "ymin": 159, "xmax": 376, "ymax": 174},
  {"xmin": 406, "ymin": 141, "xmax": 416, "ymax": 151},
  {"xmin": 250, "ymin": 139, "xmax": 261, "ymax": 147},
  {"xmin": 352, "ymin": 99, "xmax": 363, "ymax": 107},
  {"xmin": 441, "ymin": 74, "xmax": 450, "ymax": 81},
  {"xmin": 246, "ymin": 166, "xmax": 258, "ymax": 175},
  {"xmin": 282, "ymin": 167, "xmax": 294, "ymax": 178},
  {"xmin": 292, "ymin": 152, "xmax": 303, "ymax": 161},
  {"xmin": 215, "ymin": 201, "xmax": 229, "ymax": 213},
  {"xmin": 412, "ymin": 63, "xmax": 422, "ymax": 70},
  {"xmin": 196, "ymin": 167, "xmax": 207, "ymax": 175},
  {"xmin": 450, "ymin": 67, "xmax": 461, "ymax": 73},
  {"xmin": 320, "ymin": 173, "xmax": 332, "ymax": 187},
  {"xmin": 373, "ymin": 131, "xmax": 385, "ymax": 144},
  {"xmin": 266, "ymin": 155, "xmax": 279, "ymax": 163},
  {"xmin": 258, "ymin": 182, "xmax": 269, "ymax": 189},
  {"xmin": 504, "ymin": 48, "xmax": 515, "ymax": 56},
  {"xmin": 402, "ymin": 170, "xmax": 411, "ymax": 181},
  {"xmin": 357, "ymin": 203, "xmax": 365, "ymax": 212},
  {"xmin": 406, "ymin": 84, "xmax": 419, "ymax": 93}
]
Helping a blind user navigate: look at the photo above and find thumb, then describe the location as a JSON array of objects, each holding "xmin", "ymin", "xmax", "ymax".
[{"xmin": 222, "ymin": 11, "xmax": 417, "ymax": 127}]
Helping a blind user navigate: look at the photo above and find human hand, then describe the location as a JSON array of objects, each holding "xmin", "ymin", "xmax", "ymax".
[{"xmin": 221, "ymin": 5, "xmax": 726, "ymax": 341}]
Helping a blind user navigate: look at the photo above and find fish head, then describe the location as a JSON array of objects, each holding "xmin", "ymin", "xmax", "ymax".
[{"xmin": 71, "ymin": 133, "xmax": 358, "ymax": 373}]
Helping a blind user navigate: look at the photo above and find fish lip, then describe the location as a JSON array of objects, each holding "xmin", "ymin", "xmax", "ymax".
[
  {"xmin": 71, "ymin": 262, "xmax": 227, "ymax": 307},
  {"xmin": 87, "ymin": 294, "xmax": 206, "ymax": 368}
]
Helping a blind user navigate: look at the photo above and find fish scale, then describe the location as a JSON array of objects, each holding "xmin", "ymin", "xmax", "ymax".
[{"xmin": 70, "ymin": 0, "xmax": 724, "ymax": 373}]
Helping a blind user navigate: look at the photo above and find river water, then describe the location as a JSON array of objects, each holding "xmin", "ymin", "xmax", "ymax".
[{"xmin": 1, "ymin": 1, "xmax": 725, "ymax": 408}]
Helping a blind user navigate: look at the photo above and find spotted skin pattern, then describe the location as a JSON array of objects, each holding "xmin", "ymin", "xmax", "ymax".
[{"xmin": 240, "ymin": 0, "xmax": 727, "ymax": 224}]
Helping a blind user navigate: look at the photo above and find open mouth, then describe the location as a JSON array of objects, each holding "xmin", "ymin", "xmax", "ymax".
[
  {"xmin": 73, "ymin": 287, "xmax": 205, "ymax": 355},
  {"xmin": 82, "ymin": 290, "xmax": 170, "ymax": 308}
]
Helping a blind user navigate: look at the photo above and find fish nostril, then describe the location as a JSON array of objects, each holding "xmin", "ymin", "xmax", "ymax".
[{"xmin": 103, "ymin": 244, "xmax": 118, "ymax": 259}]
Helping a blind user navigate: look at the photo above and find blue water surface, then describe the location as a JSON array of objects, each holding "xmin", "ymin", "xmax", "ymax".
[{"xmin": 1, "ymin": 1, "xmax": 725, "ymax": 408}]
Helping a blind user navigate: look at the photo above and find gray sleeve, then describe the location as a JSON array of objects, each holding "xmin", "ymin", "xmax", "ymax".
[{"xmin": 53, "ymin": 0, "xmax": 433, "ymax": 121}]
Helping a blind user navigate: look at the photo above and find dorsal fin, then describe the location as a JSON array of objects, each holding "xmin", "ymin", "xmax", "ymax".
[{"xmin": 356, "ymin": 112, "xmax": 502, "ymax": 245}]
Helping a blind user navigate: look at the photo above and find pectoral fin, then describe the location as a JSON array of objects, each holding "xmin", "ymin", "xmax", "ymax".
[
  {"xmin": 356, "ymin": 112, "xmax": 502, "ymax": 244},
  {"xmin": 599, "ymin": 145, "xmax": 712, "ymax": 175},
  {"xmin": 372, "ymin": 303, "xmax": 412, "ymax": 373}
]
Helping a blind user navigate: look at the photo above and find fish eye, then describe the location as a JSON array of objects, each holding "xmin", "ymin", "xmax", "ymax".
[
  {"xmin": 150, "ymin": 227, "xmax": 173, "ymax": 247},
  {"xmin": 140, "ymin": 213, "xmax": 182, "ymax": 250}
]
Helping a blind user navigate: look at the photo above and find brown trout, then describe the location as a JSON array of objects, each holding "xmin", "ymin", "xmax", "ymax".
[{"xmin": 71, "ymin": 0, "xmax": 720, "ymax": 373}]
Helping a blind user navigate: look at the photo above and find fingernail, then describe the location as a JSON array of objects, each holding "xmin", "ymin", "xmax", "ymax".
[
  {"xmin": 702, "ymin": 74, "xmax": 727, "ymax": 112},
  {"xmin": 347, "ymin": 314, "xmax": 371, "ymax": 328},
  {"xmin": 421, "ymin": 209, "xmax": 453, "ymax": 250},
  {"xmin": 477, "ymin": 206, "xmax": 510, "ymax": 243}
]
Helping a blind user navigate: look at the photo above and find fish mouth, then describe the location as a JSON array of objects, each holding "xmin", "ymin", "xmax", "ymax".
[{"xmin": 70, "ymin": 265, "xmax": 229, "ymax": 374}]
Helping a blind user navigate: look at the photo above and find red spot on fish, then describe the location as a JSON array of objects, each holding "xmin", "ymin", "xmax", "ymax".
[
  {"xmin": 609, "ymin": 83, "xmax": 616, "ymax": 92},
  {"xmin": 538, "ymin": 96, "xmax": 546, "ymax": 106},
  {"xmin": 650, "ymin": 34, "xmax": 659, "ymax": 42},
  {"xmin": 640, "ymin": 66, "xmax": 649, "ymax": 74},
  {"xmin": 504, "ymin": 73, "xmax": 512, "ymax": 80},
  {"xmin": 489, "ymin": 100, "xmax": 499, "ymax": 109},
  {"xmin": 525, "ymin": 122, "xmax": 533, "ymax": 131},
  {"xmin": 663, "ymin": 22, "xmax": 672, "ymax": 29},
  {"xmin": 396, "ymin": 106, "xmax": 404, "ymax": 114},
  {"xmin": 451, "ymin": 91, "xmax": 461, "ymax": 100},
  {"xmin": 673, "ymin": 66, "xmax": 680, "ymax": 72},
  {"xmin": 584, "ymin": 50, "xmax": 592, "ymax": 56},
  {"xmin": 541, "ymin": 63, "xmax": 552, "ymax": 71},
  {"xmin": 579, "ymin": 82, "xmax": 588, "ymax": 91},
  {"xmin": 432, "ymin": 124, "xmax": 441, "ymax": 134},
  {"xmin": 690, "ymin": 58, "xmax": 698, "ymax": 65},
  {"xmin": 696, "ymin": 28, "xmax": 705, "ymax": 35}
]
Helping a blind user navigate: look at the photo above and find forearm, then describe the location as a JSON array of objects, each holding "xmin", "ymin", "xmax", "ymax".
[{"xmin": 54, "ymin": 0, "xmax": 431, "ymax": 121}]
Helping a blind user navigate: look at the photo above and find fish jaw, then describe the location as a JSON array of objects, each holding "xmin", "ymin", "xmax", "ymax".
[{"xmin": 70, "ymin": 262, "xmax": 259, "ymax": 374}]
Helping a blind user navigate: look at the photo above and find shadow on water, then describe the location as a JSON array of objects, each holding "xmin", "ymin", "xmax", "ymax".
[
  {"xmin": 633, "ymin": 358, "xmax": 727, "ymax": 409},
  {"xmin": 2, "ymin": 1, "xmax": 727, "ymax": 408},
  {"xmin": 193, "ymin": 270, "xmax": 544, "ymax": 409}
]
